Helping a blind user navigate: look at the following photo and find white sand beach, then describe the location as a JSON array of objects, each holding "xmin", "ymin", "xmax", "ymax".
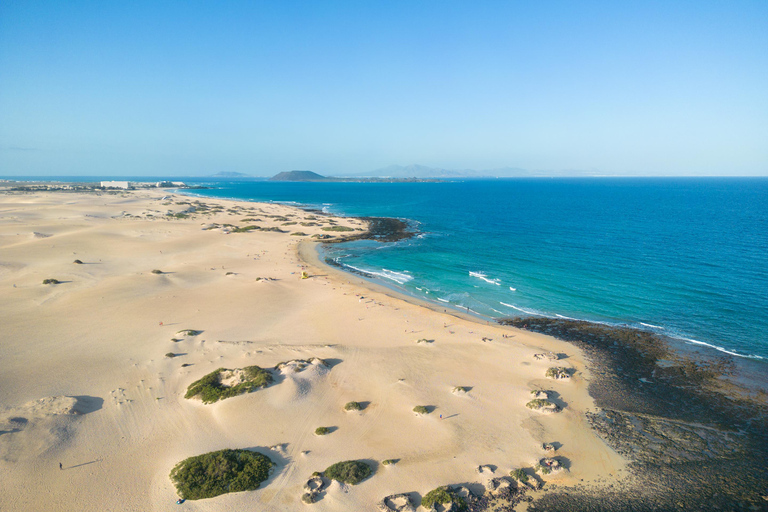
[{"xmin": 0, "ymin": 189, "xmax": 625, "ymax": 511}]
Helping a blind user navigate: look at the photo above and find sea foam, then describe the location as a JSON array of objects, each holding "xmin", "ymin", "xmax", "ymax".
[{"xmin": 469, "ymin": 271, "xmax": 501, "ymax": 285}]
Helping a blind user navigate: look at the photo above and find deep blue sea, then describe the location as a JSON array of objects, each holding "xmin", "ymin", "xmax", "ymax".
[{"xmin": 13, "ymin": 176, "xmax": 768, "ymax": 362}]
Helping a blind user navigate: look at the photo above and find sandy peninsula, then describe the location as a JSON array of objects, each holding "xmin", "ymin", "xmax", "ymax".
[{"xmin": 0, "ymin": 188, "xmax": 626, "ymax": 511}]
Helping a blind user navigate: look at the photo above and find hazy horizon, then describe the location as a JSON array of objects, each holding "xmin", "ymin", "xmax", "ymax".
[{"xmin": 2, "ymin": 1, "xmax": 767, "ymax": 177}]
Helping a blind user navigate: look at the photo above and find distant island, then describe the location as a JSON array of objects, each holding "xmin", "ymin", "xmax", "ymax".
[
  {"xmin": 270, "ymin": 171, "xmax": 328, "ymax": 181},
  {"xmin": 269, "ymin": 170, "xmax": 439, "ymax": 183}
]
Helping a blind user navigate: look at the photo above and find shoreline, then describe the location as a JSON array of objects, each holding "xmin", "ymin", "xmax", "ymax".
[
  {"xmin": 182, "ymin": 182, "xmax": 767, "ymax": 364},
  {"xmin": 304, "ymin": 219, "xmax": 768, "ymax": 510},
  {"xmin": 1, "ymin": 188, "xmax": 626, "ymax": 511},
  {"xmin": 1, "ymin": 187, "xmax": 765, "ymax": 510}
]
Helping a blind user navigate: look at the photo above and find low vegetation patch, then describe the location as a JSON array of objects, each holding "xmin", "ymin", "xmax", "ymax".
[
  {"xmin": 42, "ymin": 278, "xmax": 60, "ymax": 285},
  {"xmin": 321, "ymin": 225, "xmax": 354, "ymax": 232},
  {"xmin": 453, "ymin": 386, "xmax": 470, "ymax": 393},
  {"xmin": 185, "ymin": 366, "xmax": 273, "ymax": 404},
  {"xmin": 170, "ymin": 448, "xmax": 273, "ymax": 500},
  {"xmin": 421, "ymin": 486, "xmax": 466, "ymax": 511},
  {"xmin": 381, "ymin": 459, "xmax": 398, "ymax": 466},
  {"xmin": 314, "ymin": 427, "xmax": 331, "ymax": 436},
  {"xmin": 290, "ymin": 231, "xmax": 307, "ymax": 236},
  {"xmin": 413, "ymin": 405, "xmax": 429, "ymax": 415},
  {"xmin": 545, "ymin": 367, "xmax": 572, "ymax": 379},
  {"xmin": 73, "ymin": 259, "xmax": 83, "ymax": 264},
  {"xmin": 230, "ymin": 225, "xmax": 260, "ymax": 233},
  {"xmin": 344, "ymin": 401, "xmax": 363, "ymax": 411},
  {"xmin": 510, "ymin": 468, "xmax": 528, "ymax": 482},
  {"xmin": 165, "ymin": 352, "xmax": 177, "ymax": 358},
  {"xmin": 526, "ymin": 399, "xmax": 556, "ymax": 410},
  {"xmin": 151, "ymin": 269, "xmax": 163, "ymax": 274},
  {"xmin": 177, "ymin": 329, "xmax": 202, "ymax": 336},
  {"xmin": 323, "ymin": 460, "xmax": 372, "ymax": 485}
]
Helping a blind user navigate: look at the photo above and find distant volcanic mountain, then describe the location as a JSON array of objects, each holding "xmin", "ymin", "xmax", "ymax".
[{"xmin": 269, "ymin": 170, "xmax": 328, "ymax": 181}]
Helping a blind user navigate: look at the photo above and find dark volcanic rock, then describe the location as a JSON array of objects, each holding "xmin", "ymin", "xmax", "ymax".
[{"xmin": 499, "ymin": 317, "xmax": 768, "ymax": 511}]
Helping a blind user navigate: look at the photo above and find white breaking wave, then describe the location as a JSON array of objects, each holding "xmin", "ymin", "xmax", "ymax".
[
  {"xmin": 437, "ymin": 297, "xmax": 450, "ymax": 303},
  {"xmin": 509, "ymin": 286, "xmax": 516, "ymax": 291},
  {"xmin": 639, "ymin": 322, "xmax": 664, "ymax": 329},
  {"xmin": 469, "ymin": 271, "xmax": 501, "ymax": 286},
  {"xmin": 344, "ymin": 264, "xmax": 413, "ymax": 285},
  {"xmin": 677, "ymin": 337, "xmax": 764, "ymax": 360},
  {"xmin": 377, "ymin": 269, "xmax": 413, "ymax": 285},
  {"xmin": 499, "ymin": 302, "xmax": 538, "ymax": 315},
  {"xmin": 556, "ymin": 314, "xmax": 578, "ymax": 320}
]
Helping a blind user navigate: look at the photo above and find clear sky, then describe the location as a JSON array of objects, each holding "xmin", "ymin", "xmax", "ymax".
[{"xmin": 1, "ymin": 1, "xmax": 766, "ymax": 176}]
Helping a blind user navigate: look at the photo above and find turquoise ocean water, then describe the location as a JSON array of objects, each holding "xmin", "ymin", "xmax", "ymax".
[
  {"xmin": 15, "ymin": 176, "xmax": 767, "ymax": 363},
  {"xmin": 180, "ymin": 177, "xmax": 768, "ymax": 363}
]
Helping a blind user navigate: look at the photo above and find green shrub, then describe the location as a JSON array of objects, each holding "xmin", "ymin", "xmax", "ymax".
[
  {"xmin": 185, "ymin": 366, "xmax": 273, "ymax": 404},
  {"xmin": 323, "ymin": 460, "xmax": 372, "ymax": 485},
  {"xmin": 290, "ymin": 232, "xmax": 308, "ymax": 236},
  {"xmin": 510, "ymin": 468, "xmax": 528, "ymax": 482},
  {"xmin": 344, "ymin": 401, "xmax": 363, "ymax": 411},
  {"xmin": 314, "ymin": 427, "xmax": 331, "ymax": 436},
  {"xmin": 526, "ymin": 399, "xmax": 554, "ymax": 409},
  {"xmin": 382, "ymin": 459, "xmax": 397, "ymax": 466},
  {"xmin": 535, "ymin": 463, "xmax": 551, "ymax": 475},
  {"xmin": 165, "ymin": 352, "xmax": 176, "ymax": 358},
  {"xmin": 42, "ymin": 278, "xmax": 60, "ymax": 285},
  {"xmin": 169, "ymin": 448, "xmax": 273, "ymax": 500},
  {"xmin": 413, "ymin": 405, "xmax": 429, "ymax": 415},
  {"xmin": 453, "ymin": 386, "xmax": 470, "ymax": 393},
  {"xmin": 230, "ymin": 225, "xmax": 260, "ymax": 233},
  {"xmin": 151, "ymin": 269, "xmax": 163, "ymax": 274},
  {"xmin": 322, "ymin": 225, "xmax": 354, "ymax": 232},
  {"xmin": 178, "ymin": 330, "xmax": 202, "ymax": 336},
  {"xmin": 421, "ymin": 487, "xmax": 466, "ymax": 511},
  {"xmin": 73, "ymin": 259, "xmax": 83, "ymax": 264}
]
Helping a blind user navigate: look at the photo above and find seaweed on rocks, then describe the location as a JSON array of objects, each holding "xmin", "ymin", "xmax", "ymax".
[{"xmin": 499, "ymin": 317, "xmax": 768, "ymax": 511}]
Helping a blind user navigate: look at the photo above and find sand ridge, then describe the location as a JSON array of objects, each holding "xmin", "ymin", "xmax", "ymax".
[{"xmin": 0, "ymin": 189, "xmax": 625, "ymax": 511}]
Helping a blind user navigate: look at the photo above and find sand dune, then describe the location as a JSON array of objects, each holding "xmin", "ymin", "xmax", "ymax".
[{"xmin": 0, "ymin": 189, "xmax": 625, "ymax": 511}]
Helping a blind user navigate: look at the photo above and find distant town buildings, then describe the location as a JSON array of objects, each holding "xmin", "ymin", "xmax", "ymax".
[{"xmin": 100, "ymin": 181, "xmax": 130, "ymax": 189}]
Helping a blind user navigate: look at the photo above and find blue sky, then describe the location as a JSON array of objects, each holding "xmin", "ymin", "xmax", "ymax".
[{"xmin": 1, "ymin": 1, "xmax": 766, "ymax": 176}]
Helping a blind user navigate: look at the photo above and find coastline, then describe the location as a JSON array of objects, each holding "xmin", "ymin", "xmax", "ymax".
[
  {"xmin": 0, "ymin": 188, "xmax": 626, "ymax": 511},
  {"xmin": 1, "ymin": 186, "xmax": 764, "ymax": 510},
  {"xmin": 305, "ymin": 223, "xmax": 768, "ymax": 509}
]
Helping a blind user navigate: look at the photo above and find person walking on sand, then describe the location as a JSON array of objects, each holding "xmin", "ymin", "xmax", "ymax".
[{"xmin": 59, "ymin": 462, "xmax": 62, "ymax": 470}]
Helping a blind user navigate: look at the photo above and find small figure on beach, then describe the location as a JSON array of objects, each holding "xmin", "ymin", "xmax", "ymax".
[
  {"xmin": 439, "ymin": 414, "xmax": 443, "ymax": 420},
  {"xmin": 59, "ymin": 462, "xmax": 62, "ymax": 470}
]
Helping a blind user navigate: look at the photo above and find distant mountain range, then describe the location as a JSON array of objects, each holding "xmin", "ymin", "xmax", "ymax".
[
  {"xmin": 340, "ymin": 164, "xmax": 533, "ymax": 179},
  {"xmin": 218, "ymin": 166, "xmax": 604, "ymax": 180},
  {"xmin": 340, "ymin": 164, "xmax": 604, "ymax": 178},
  {"xmin": 269, "ymin": 170, "xmax": 438, "ymax": 183},
  {"xmin": 210, "ymin": 171, "xmax": 251, "ymax": 177}
]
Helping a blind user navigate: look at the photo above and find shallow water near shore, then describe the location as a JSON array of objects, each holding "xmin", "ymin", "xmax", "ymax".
[{"xmin": 182, "ymin": 177, "xmax": 768, "ymax": 364}]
